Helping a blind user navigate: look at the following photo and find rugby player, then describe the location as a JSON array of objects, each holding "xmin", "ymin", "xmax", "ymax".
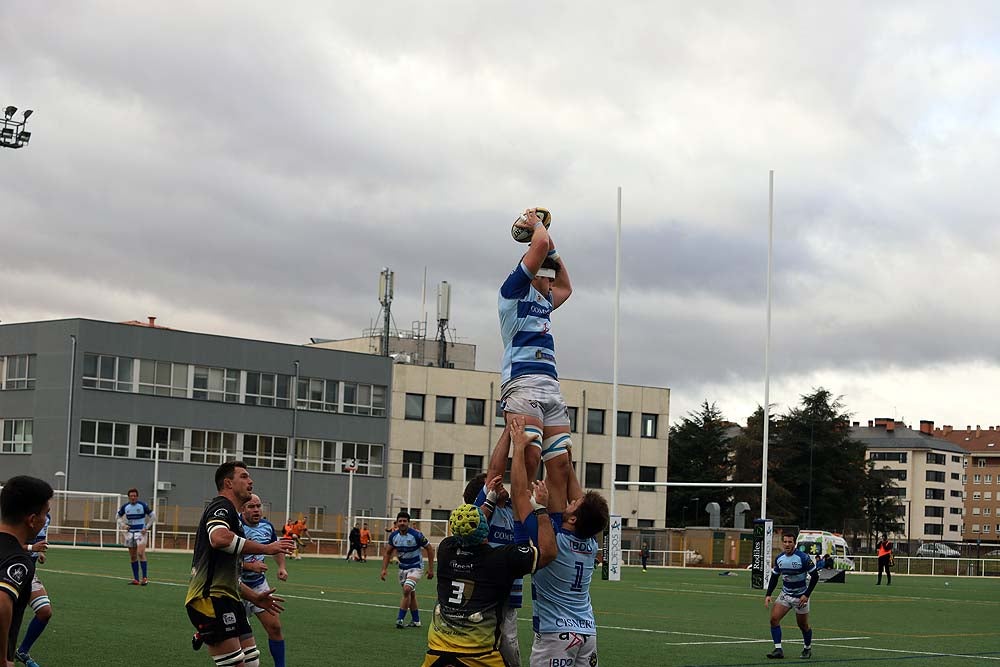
[
  {"xmin": 14, "ymin": 512, "xmax": 52, "ymax": 667},
  {"xmin": 116, "ymin": 488, "xmax": 155, "ymax": 585},
  {"xmin": 240, "ymin": 495, "xmax": 288, "ymax": 667},
  {"xmin": 380, "ymin": 511, "xmax": 434, "ymax": 629},
  {"xmin": 764, "ymin": 533, "xmax": 819, "ymax": 660}
]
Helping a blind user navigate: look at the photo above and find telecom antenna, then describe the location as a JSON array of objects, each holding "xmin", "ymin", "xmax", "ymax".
[
  {"xmin": 436, "ymin": 281, "xmax": 451, "ymax": 367},
  {"xmin": 378, "ymin": 268, "xmax": 394, "ymax": 357}
]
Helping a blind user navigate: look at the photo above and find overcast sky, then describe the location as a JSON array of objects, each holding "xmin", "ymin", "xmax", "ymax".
[{"xmin": 4, "ymin": 2, "xmax": 1000, "ymax": 428}]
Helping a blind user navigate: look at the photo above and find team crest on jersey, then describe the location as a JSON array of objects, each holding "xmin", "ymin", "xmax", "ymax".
[
  {"xmin": 222, "ymin": 612, "xmax": 237, "ymax": 626},
  {"xmin": 214, "ymin": 508, "xmax": 229, "ymax": 518},
  {"xmin": 6, "ymin": 563, "xmax": 28, "ymax": 585}
]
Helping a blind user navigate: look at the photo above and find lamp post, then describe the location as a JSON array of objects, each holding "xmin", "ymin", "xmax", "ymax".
[
  {"xmin": 285, "ymin": 360, "xmax": 299, "ymax": 522},
  {"xmin": 345, "ymin": 458, "xmax": 358, "ymax": 535},
  {"xmin": 1, "ymin": 106, "xmax": 33, "ymax": 149}
]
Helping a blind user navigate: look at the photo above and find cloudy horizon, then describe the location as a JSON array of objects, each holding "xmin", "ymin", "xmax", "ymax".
[{"xmin": 4, "ymin": 2, "xmax": 1000, "ymax": 429}]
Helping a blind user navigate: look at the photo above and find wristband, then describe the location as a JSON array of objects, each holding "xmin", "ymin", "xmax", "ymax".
[
  {"xmin": 486, "ymin": 489, "xmax": 498, "ymax": 504},
  {"xmin": 483, "ymin": 499, "xmax": 497, "ymax": 514},
  {"xmin": 533, "ymin": 221, "xmax": 544, "ymax": 229},
  {"xmin": 532, "ymin": 507, "xmax": 548, "ymax": 516},
  {"xmin": 547, "ymin": 248, "xmax": 560, "ymax": 261},
  {"xmin": 26, "ymin": 543, "xmax": 32, "ymax": 552}
]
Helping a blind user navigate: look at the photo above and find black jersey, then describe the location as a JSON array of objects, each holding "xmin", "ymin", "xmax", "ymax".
[
  {"xmin": 427, "ymin": 536, "xmax": 538, "ymax": 656},
  {"xmin": 0, "ymin": 532, "xmax": 34, "ymax": 661},
  {"xmin": 185, "ymin": 496, "xmax": 244, "ymax": 604}
]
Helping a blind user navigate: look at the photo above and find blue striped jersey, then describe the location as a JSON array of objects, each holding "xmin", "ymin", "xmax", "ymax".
[
  {"xmin": 118, "ymin": 501, "xmax": 153, "ymax": 532},
  {"xmin": 498, "ymin": 262, "xmax": 557, "ymax": 384},
  {"xmin": 475, "ymin": 489, "xmax": 528, "ymax": 609},
  {"xmin": 387, "ymin": 528, "xmax": 429, "ymax": 570},
  {"xmin": 240, "ymin": 517, "xmax": 278, "ymax": 587},
  {"xmin": 29, "ymin": 514, "xmax": 50, "ymax": 562},
  {"xmin": 772, "ymin": 549, "xmax": 817, "ymax": 597},
  {"xmin": 521, "ymin": 512, "xmax": 597, "ymax": 635}
]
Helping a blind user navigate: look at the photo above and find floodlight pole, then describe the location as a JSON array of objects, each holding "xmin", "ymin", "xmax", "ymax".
[
  {"xmin": 0, "ymin": 106, "xmax": 34, "ymax": 150},
  {"xmin": 285, "ymin": 360, "xmax": 300, "ymax": 522}
]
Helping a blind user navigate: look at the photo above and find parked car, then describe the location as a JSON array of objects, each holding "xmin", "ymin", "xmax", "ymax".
[
  {"xmin": 916, "ymin": 543, "xmax": 960, "ymax": 558},
  {"xmin": 985, "ymin": 549, "xmax": 1000, "ymax": 557}
]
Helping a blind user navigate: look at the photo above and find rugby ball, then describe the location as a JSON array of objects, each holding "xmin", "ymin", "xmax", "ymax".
[{"xmin": 511, "ymin": 208, "xmax": 552, "ymax": 243}]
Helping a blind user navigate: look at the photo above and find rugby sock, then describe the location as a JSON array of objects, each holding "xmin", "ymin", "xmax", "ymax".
[
  {"xmin": 801, "ymin": 628, "xmax": 812, "ymax": 648},
  {"xmin": 770, "ymin": 625, "xmax": 782, "ymax": 647},
  {"xmin": 268, "ymin": 639, "xmax": 286, "ymax": 667},
  {"xmin": 397, "ymin": 609, "xmax": 407, "ymax": 622},
  {"xmin": 131, "ymin": 561, "xmax": 140, "ymax": 581},
  {"xmin": 18, "ymin": 616, "xmax": 49, "ymax": 653},
  {"xmin": 140, "ymin": 560, "xmax": 148, "ymax": 578},
  {"xmin": 242, "ymin": 644, "xmax": 260, "ymax": 667},
  {"xmin": 411, "ymin": 609, "xmax": 420, "ymax": 623}
]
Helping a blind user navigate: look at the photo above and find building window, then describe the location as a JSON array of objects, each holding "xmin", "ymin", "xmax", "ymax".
[
  {"xmin": 926, "ymin": 452, "xmax": 946, "ymax": 465},
  {"xmin": 925, "ymin": 506, "xmax": 945, "ymax": 518},
  {"xmin": 616, "ymin": 464, "xmax": 630, "ymax": 485},
  {"xmin": 79, "ymin": 420, "xmax": 130, "ymax": 458},
  {"xmin": 341, "ymin": 442, "xmax": 384, "ymax": 477},
  {"xmin": 971, "ymin": 524, "xmax": 980, "ymax": 533},
  {"xmin": 191, "ymin": 365, "xmax": 240, "ymax": 403},
  {"xmin": 433, "ymin": 453, "xmax": 453, "ymax": 480},
  {"xmin": 978, "ymin": 459, "xmax": 986, "ymax": 468},
  {"xmin": 2, "ymin": 354, "xmax": 36, "ymax": 390},
  {"xmin": 585, "ymin": 463, "xmax": 603, "ymax": 488},
  {"xmin": 987, "ymin": 475, "xmax": 994, "ymax": 485},
  {"xmin": 925, "ymin": 488, "xmax": 945, "ymax": 500},
  {"xmin": 82, "ymin": 354, "xmax": 133, "ymax": 392},
  {"xmin": 405, "ymin": 394, "xmax": 425, "ymax": 420},
  {"xmin": 641, "ymin": 413, "xmax": 658, "ymax": 439},
  {"xmin": 974, "ymin": 475, "xmax": 982, "ymax": 484},
  {"xmin": 494, "ymin": 400, "xmax": 506, "ymax": 427},
  {"xmin": 1, "ymin": 419, "xmax": 32, "ymax": 454},
  {"xmin": 882, "ymin": 469, "xmax": 907, "ymax": 481},
  {"xmin": 617, "ymin": 411, "xmax": 632, "ymax": 437},
  {"xmin": 430, "ymin": 509, "xmax": 451, "ymax": 536},
  {"xmin": 952, "ymin": 455, "xmax": 962, "ymax": 463},
  {"xmin": 296, "ymin": 377, "xmax": 337, "ymax": 412},
  {"xmin": 191, "ymin": 430, "xmax": 239, "ymax": 465},
  {"xmin": 926, "ymin": 470, "xmax": 945, "ymax": 483},
  {"xmin": 463, "ymin": 455, "xmax": 483, "ymax": 480},
  {"xmin": 639, "ymin": 466, "xmax": 656, "ymax": 492},
  {"xmin": 465, "ymin": 399, "xmax": 486, "ymax": 426},
  {"xmin": 950, "ymin": 507, "xmax": 963, "ymax": 515},
  {"xmin": 587, "ymin": 409, "xmax": 605, "ymax": 435},
  {"xmin": 924, "ymin": 523, "xmax": 943, "ymax": 535},
  {"xmin": 136, "ymin": 424, "xmax": 185, "ymax": 461},
  {"xmin": 567, "ymin": 407, "xmax": 578, "ymax": 432},
  {"xmin": 294, "ymin": 439, "xmax": 337, "ymax": 472},
  {"xmin": 974, "ymin": 492, "xmax": 982, "ymax": 500},
  {"xmin": 343, "ymin": 382, "xmax": 386, "ymax": 416},
  {"xmin": 138, "ymin": 359, "xmax": 189, "ymax": 398},
  {"xmin": 984, "ymin": 524, "xmax": 992, "ymax": 533},
  {"xmin": 244, "ymin": 371, "xmax": 291, "ymax": 408},
  {"xmin": 987, "ymin": 492, "xmax": 994, "ymax": 501},
  {"xmin": 242, "ymin": 435, "xmax": 288, "ymax": 469},
  {"xmin": 963, "ymin": 475, "xmax": 968, "ymax": 484},
  {"xmin": 870, "ymin": 452, "xmax": 907, "ymax": 463},
  {"xmin": 402, "ymin": 451, "xmax": 423, "ymax": 478},
  {"xmin": 308, "ymin": 506, "xmax": 326, "ymax": 531},
  {"xmin": 986, "ymin": 507, "xmax": 993, "ymax": 516},
  {"xmin": 435, "ymin": 396, "xmax": 456, "ymax": 423},
  {"xmin": 637, "ymin": 519, "xmax": 655, "ymax": 528},
  {"xmin": 951, "ymin": 472, "xmax": 960, "ymax": 480},
  {"xmin": 950, "ymin": 490, "xmax": 964, "ymax": 498}
]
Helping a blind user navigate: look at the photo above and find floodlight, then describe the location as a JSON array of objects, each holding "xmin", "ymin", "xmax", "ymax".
[
  {"xmin": 22, "ymin": 110, "xmax": 33, "ymax": 120},
  {"xmin": 3, "ymin": 106, "xmax": 15, "ymax": 119},
  {"xmin": 17, "ymin": 131, "xmax": 30, "ymax": 145},
  {"xmin": 0, "ymin": 127, "xmax": 13, "ymax": 141}
]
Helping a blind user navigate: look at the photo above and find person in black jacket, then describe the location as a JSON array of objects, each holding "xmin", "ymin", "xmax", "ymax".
[{"xmin": 346, "ymin": 523, "xmax": 362, "ymax": 562}]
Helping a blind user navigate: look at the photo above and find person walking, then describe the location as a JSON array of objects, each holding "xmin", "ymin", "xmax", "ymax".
[{"xmin": 876, "ymin": 535, "xmax": 893, "ymax": 586}]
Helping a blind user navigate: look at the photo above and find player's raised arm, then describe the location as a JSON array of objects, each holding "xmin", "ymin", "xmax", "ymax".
[
  {"xmin": 547, "ymin": 235, "xmax": 572, "ymax": 309},
  {"xmin": 513, "ymin": 209, "xmax": 550, "ymax": 276}
]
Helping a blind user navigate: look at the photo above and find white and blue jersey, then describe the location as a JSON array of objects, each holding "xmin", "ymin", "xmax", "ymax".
[
  {"xmin": 387, "ymin": 528, "xmax": 429, "ymax": 570},
  {"xmin": 29, "ymin": 514, "xmax": 50, "ymax": 562},
  {"xmin": 240, "ymin": 517, "xmax": 278, "ymax": 587},
  {"xmin": 771, "ymin": 549, "xmax": 818, "ymax": 597},
  {"xmin": 476, "ymin": 489, "xmax": 529, "ymax": 609},
  {"xmin": 118, "ymin": 500, "xmax": 153, "ymax": 533},
  {"xmin": 498, "ymin": 261, "xmax": 557, "ymax": 384},
  {"xmin": 521, "ymin": 512, "xmax": 597, "ymax": 635}
]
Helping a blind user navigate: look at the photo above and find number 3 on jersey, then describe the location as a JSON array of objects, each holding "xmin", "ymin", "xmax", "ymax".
[{"xmin": 448, "ymin": 579, "xmax": 475, "ymax": 604}]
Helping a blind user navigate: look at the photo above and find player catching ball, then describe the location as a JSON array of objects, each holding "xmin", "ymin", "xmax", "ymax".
[{"xmin": 499, "ymin": 207, "xmax": 575, "ymax": 514}]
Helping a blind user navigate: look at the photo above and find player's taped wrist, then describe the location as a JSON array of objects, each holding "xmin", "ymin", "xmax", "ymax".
[
  {"xmin": 529, "ymin": 495, "xmax": 547, "ymax": 513},
  {"xmin": 221, "ymin": 535, "xmax": 246, "ymax": 555},
  {"xmin": 26, "ymin": 543, "xmax": 32, "ymax": 552},
  {"xmin": 547, "ymin": 248, "xmax": 560, "ymax": 263}
]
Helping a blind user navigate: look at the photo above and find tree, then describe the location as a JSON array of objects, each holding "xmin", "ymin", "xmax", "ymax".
[
  {"xmin": 770, "ymin": 388, "xmax": 868, "ymax": 532},
  {"xmin": 731, "ymin": 405, "xmax": 795, "ymax": 525},
  {"xmin": 667, "ymin": 402, "xmax": 733, "ymax": 527}
]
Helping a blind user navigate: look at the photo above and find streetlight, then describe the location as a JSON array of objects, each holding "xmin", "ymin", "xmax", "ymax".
[{"xmin": 1, "ymin": 106, "xmax": 33, "ymax": 149}]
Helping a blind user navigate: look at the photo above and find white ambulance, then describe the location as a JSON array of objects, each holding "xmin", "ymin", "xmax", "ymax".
[{"xmin": 795, "ymin": 530, "xmax": 855, "ymax": 571}]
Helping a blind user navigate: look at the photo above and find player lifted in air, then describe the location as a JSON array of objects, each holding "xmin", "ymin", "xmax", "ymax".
[
  {"xmin": 381, "ymin": 511, "xmax": 434, "ymax": 629},
  {"xmin": 14, "ymin": 512, "xmax": 52, "ymax": 667},
  {"xmin": 764, "ymin": 533, "xmax": 819, "ymax": 660},
  {"xmin": 240, "ymin": 494, "xmax": 288, "ymax": 667},
  {"xmin": 500, "ymin": 208, "xmax": 575, "ymax": 515},
  {"xmin": 117, "ymin": 487, "xmax": 155, "ymax": 585}
]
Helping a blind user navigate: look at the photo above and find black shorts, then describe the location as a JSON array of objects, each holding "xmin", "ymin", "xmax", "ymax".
[{"xmin": 186, "ymin": 596, "xmax": 252, "ymax": 645}]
